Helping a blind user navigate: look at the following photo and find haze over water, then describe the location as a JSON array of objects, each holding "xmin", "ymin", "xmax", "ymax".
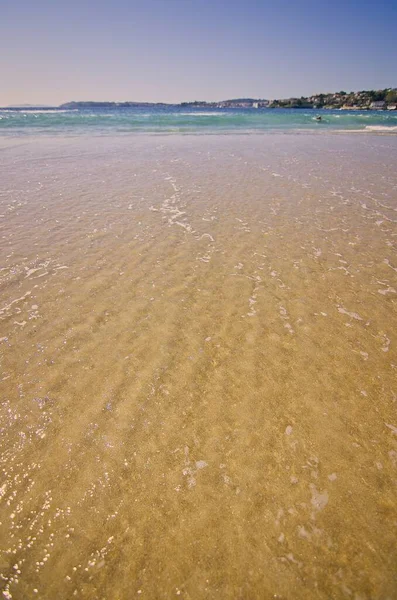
[{"xmin": 0, "ymin": 131, "xmax": 396, "ymax": 599}]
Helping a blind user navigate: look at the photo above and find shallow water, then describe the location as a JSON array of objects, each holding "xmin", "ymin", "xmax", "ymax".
[{"xmin": 0, "ymin": 133, "xmax": 396, "ymax": 599}]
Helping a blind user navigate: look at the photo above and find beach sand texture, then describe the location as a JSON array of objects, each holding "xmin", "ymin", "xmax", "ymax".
[{"xmin": 0, "ymin": 133, "xmax": 396, "ymax": 599}]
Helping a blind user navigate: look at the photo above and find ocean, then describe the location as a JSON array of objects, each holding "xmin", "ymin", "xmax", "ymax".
[
  {"xmin": 0, "ymin": 127, "xmax": 396, "ymax": 599},
  {"xmin": 0, "ymin": 105, "xmax": 397, "ymax": 135}
]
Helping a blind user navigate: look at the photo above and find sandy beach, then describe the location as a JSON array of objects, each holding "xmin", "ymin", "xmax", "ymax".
[{"xmin": 0, "ymin": 132, "xmax": 396, "ymax": 599}]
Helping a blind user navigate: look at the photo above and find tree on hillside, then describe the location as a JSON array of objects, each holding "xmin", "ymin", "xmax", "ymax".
[
  {"xmin": 372, "ymin": 90, "xmax": 387, "ymax": 101},
  {"xmin": 386, "ymin": 90, "xmax": 397, "ymax": 104}
]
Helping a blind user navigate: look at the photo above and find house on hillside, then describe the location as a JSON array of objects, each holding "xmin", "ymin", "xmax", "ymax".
[{"xmin": 370, "ymin": 101, "xmax": 386, "ymax": 110}]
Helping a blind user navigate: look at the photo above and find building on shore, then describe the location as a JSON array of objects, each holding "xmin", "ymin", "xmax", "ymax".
[{"xmin": 370, "ymin": 101, "xmax": 386, "ymax": 110}]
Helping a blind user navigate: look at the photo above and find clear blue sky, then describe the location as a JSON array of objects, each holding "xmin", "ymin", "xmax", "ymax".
[{"xmin": 1, "ymin": 0, "xmax": 396, "ymax": 105}]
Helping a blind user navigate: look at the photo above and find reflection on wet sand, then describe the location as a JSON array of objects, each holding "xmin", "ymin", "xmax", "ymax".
[{"xmin": 0, "ymin": 133, "xmax": 396, "ymax": 599}]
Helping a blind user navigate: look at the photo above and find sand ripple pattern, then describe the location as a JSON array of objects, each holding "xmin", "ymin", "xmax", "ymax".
[{"xmin": 0, "ymin": 133, "xmax": 396, "ymax": 599}]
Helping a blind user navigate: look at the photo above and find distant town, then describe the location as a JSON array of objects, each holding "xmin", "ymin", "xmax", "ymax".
[
  {"xmin": 182, "ymin": 88, "xmax": 397, "ymax": 110},
  {"xmin": 3, "ymin": 88, "xmax": 397, "ymax": 111},
  {"xmin": 268, "ymin": 88, "xmax": 397, "ymax": 110}
]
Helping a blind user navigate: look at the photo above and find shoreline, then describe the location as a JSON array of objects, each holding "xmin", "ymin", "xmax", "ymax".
[{"xmin": 1, "ymin": 128, "xmax": 397, "ymax": 145}]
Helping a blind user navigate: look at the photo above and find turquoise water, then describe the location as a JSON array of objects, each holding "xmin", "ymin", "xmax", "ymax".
[{"xmin": 1, "ymin": 105, "xmax": 397, "ymax": 135}]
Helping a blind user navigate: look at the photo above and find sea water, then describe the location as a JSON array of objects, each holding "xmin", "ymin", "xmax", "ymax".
[{"xmin": 0, "ymin": 105, "xmax": 397, "ymax": 135}]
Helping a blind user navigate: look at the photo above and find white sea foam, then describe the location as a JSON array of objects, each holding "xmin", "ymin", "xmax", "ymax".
[
  {"xmin": 1, "ymin": 109, "xmax": 77, "ymax": 114},
  {"xmin": 337, "ymin": 306, "xmax": 363, "ymax": 321},
  {"xmin": 364, "ymin": 125, "xmax": 397, "ymax": 132},
  {"xmin": 176, "ymin": 112, "xmax": 227, "ymax": 117}
]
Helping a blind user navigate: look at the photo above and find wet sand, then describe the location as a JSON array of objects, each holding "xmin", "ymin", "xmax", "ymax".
[{"xmin": 0, "ymin": 133, "xmax": 396, "ymax": 599}]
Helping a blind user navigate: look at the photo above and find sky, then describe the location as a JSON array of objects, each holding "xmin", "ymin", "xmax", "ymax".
[{"xmin": 1, "ymin": 0, "xmax": 396, "ymax": 105}]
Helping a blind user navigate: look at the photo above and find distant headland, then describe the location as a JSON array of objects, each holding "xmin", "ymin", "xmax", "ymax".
[
  {"xmin": 2, "ymin": 88, "xmax": 397, "ymax": 111},
  {"xmin": 59, "ymin": 88, "xmax": 397, "ymax": 110}
]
